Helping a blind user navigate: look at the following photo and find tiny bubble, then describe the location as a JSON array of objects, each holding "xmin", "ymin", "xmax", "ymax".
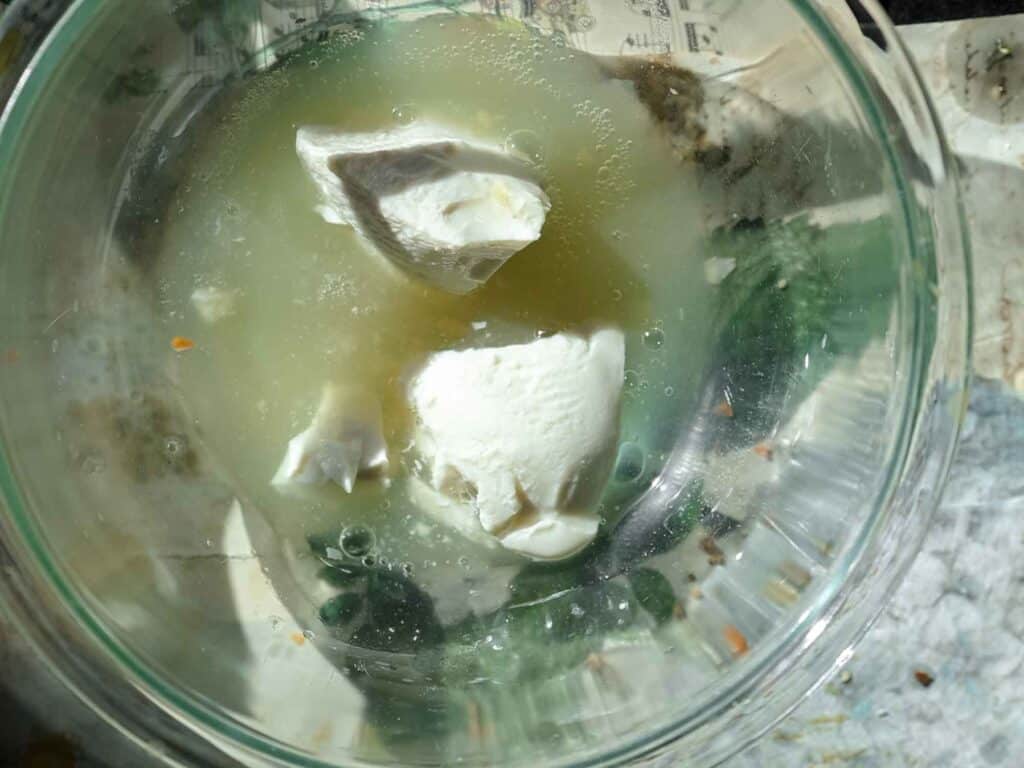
[
  {"xmin": 340, "ymin": 526, "xmax": 375, "ymax": 557},
  {"xmin": 163, "ymin": 435, "xmax": 187, "ymax": 459},
  {"xmin": 642, "ymin": 327, "xmax": 665, "ymax": 350},
  {"xmin": 392, "ymin": 103, "xmax": 416, "ymax": 124}
]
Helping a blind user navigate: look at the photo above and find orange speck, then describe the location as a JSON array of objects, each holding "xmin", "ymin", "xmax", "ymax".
[
  {"xmin": 290, "ymin": 632, "xmax": 306, "ymax": 646},
  {"xmin": 913, "ymin": 669, "xmax": 934, "ymax": 688},
  {"xmin": 4, "ymin": 347, "xmax": 17, "ymax": 365},
  {"xmin": 723, "ymin": 624, "xmax": 749, "ymax": 656},
  {"xmin": 171, "ymin": 336, "xmax": 195, "ymax": 352},
  {"xmin": 753, "ymin": 442, "xmax": 774, "ymax": 461},
  {"xmin": 713, "ymin": 399, "xmax": 734, "ymax": 418}
]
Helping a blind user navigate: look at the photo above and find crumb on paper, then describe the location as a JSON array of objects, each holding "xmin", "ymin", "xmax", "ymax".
[
  {"xmin": 723, "ymin": 624, "xmax": 749, "ymax": 656},
  {"xmin": 753, "ymin": 441, "xmax": 774, "ymax": 461},
  {"xmin": 171, "ymin": 336, "xmax": 195, "ymax": 352},
  {"xmin": 913, "ymin": 669, "xmax": 934, "ymax": 688},
  {"xmin": 291, "ymin": 632, "xmax": 306, "ymax": 646},
  {"xmin": 713, "ymin": 399, "xmax": 734, "ymax": 418}
]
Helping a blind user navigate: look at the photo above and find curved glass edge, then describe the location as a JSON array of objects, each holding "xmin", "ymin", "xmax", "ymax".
[
  {"xmin": 617, "ymin": 0, "xmax": 974, "ymax": 764},
  {"xmin": 0, "ymin": 0, "xmax": 972, "ymax": 767}
]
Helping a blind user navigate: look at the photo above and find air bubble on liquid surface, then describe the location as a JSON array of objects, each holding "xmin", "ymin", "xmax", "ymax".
[
  {"xmin": 642, "ymin": 327, "xmax": 665, "ymax": 350},
  {"xmin": 339, "ymin": 525, "xmax": 375, "ymax": 557}
]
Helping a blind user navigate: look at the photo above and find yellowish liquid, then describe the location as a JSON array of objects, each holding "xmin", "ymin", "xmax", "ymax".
[{"xmin": 155, "ymin": 16, "xmax": 711, "ymax": 580}]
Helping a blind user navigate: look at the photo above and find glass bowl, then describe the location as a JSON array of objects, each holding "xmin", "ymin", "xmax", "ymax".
[{"xmin": 0, "ymin": 1, "xmax": 970, "ymax": 766}]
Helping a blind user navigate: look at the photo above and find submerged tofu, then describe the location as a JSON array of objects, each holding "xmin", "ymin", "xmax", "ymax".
[
  {"xmin": 272, "ymin": 385, "xmax": 388, "ymax": 493},
  {"xmin": 191, "ymin": 286, "xmax": 238, "ymax": 323},
  {"xmin": 296, "ymin": 121, "xmax": 550, "ymax": 294},
  {"xmin": 408, "ymin": 329, "xmax": 625, "ymax": 560}
]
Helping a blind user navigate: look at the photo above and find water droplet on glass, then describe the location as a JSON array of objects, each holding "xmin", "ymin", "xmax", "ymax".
[
  {"xmin": 642, "ymin": 327, "xmax": 665, "ymax": 350},
  {"xmin": 204, "ymin": 538, "xmax": 213, "ymax": 548},
  {"xmin": 663, "ymin": 386, "xmax": 675, "ymax": 397},
  {"xmin": 400, "ymin": 562, "xmax": 414, "ymax": 576},
  {"xmin": 303, "ymin": 629, "xmax": 315, "ymax": 640},
  {"xmin": 362, "ymin": 555, "xmax": 377, "ymax": 567},
  {"xmin": 458, "ymin": 556, "xmax": 470, "ymax": 569},
  {"xmin": 570, "ymin": 603, "xmax": 584, "ymax": 618},
  {"xmin": 610, "ymin": 288, "xmax": 623, "ymax": 302},
  {"xmin": 624, "ymin": 369, "xmax": 640, "ymax": 390}
]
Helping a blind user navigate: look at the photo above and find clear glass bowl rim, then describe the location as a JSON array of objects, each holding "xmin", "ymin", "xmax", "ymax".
[{"xmin": 0, "ymin": 0, "xmax": 972, "ymax": 765}]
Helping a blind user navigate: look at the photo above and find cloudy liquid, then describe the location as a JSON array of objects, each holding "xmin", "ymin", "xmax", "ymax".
[{"xmin": 154, "ymin": 16, "xmax": 713, "ymax": 616}]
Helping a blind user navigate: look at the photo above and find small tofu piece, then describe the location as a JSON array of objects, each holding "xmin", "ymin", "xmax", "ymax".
[
  {"xmin": 272, "ymin": 385, "xmax": 388, "ymax": 493},
  {"xmin": 296, "ymin": 121, "xmax": 550, "ymax": 294}
]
